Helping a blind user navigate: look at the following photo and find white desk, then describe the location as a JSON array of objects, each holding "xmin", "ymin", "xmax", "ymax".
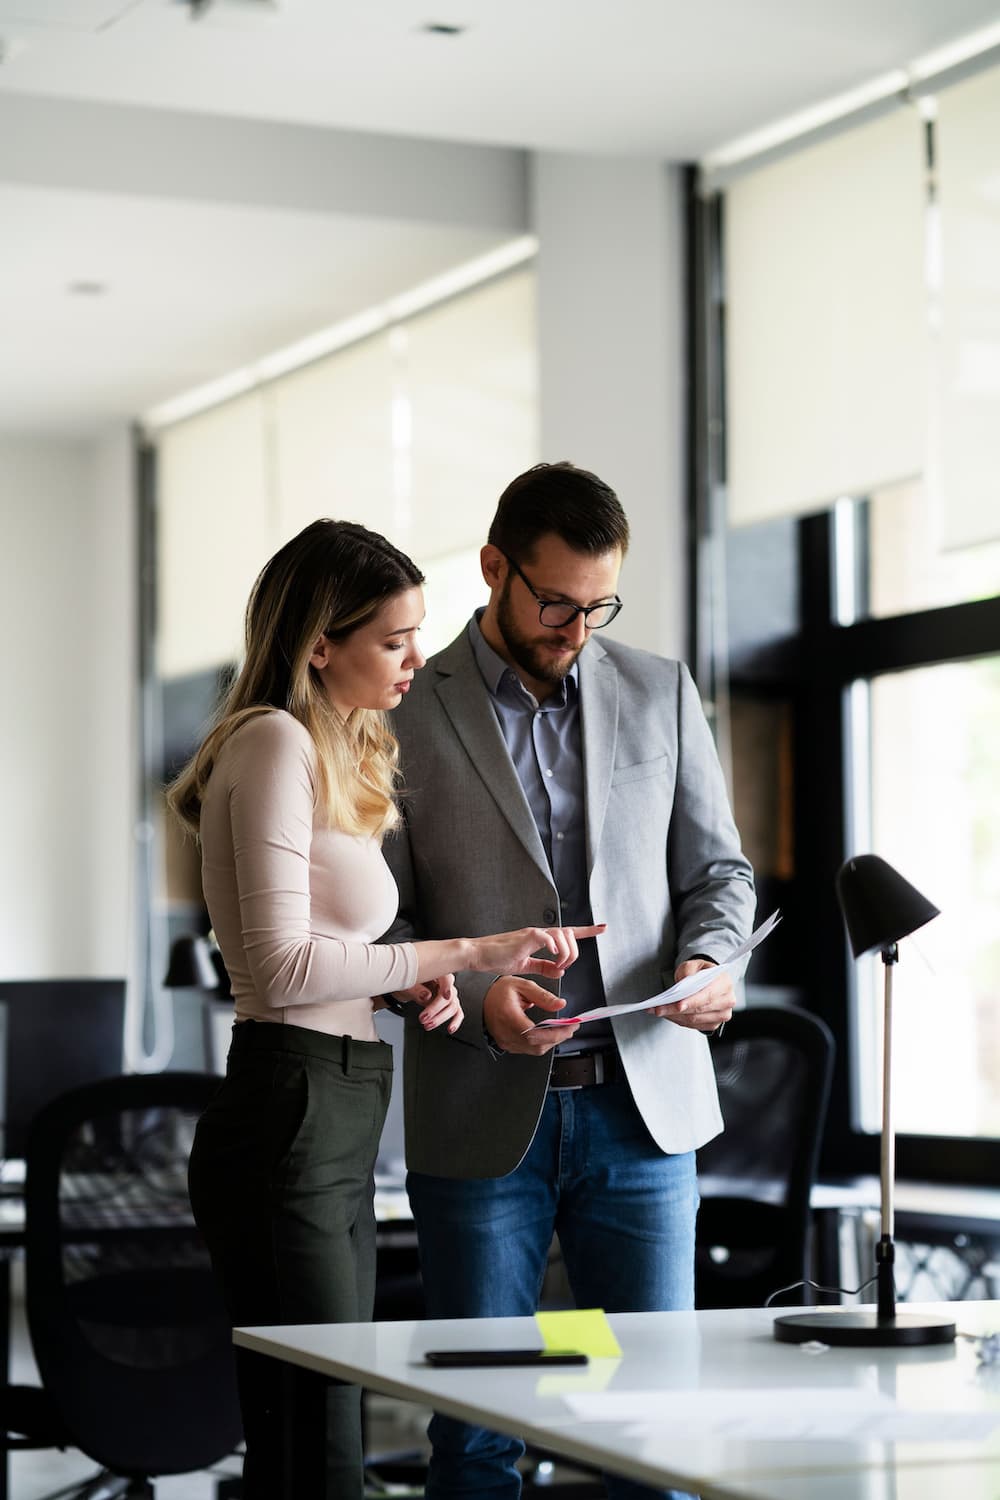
[{"xmin": 236, "ymin": 1302, "xmax": 1000, "ymax": 1500}]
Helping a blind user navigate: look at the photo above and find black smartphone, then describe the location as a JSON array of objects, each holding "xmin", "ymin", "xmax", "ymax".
[{"xmin": 424, "ymin": 1348, "xmax": 588, "ymax": 1368}]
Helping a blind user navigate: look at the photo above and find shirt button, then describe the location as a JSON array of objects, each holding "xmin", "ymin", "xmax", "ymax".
[
  {"xmin": 543, "ymin": 907, "xmax": 557, "ymax": 923},
  {"xmin": 545, "ymin": 768, "xmax": 554, "ymax": 778},
  {"xmin": 555, "ymin": 831, "xmax": 565, "ymax": 841}
]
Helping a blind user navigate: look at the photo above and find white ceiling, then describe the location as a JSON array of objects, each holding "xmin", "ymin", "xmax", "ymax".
[
  {"xmin": 3, "ymin": 0, "xmax": 1000, "ymax": 435},
  {"xmin": 4, "ymin": 0, "xmax": 1000, "ymax": 156},
  {"xmin": 0, "ymin": 180, "xmax": 507, "ymax": 431}
]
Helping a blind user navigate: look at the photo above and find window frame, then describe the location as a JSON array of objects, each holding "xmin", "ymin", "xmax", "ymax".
[{"xmin": 727, "ymin": 513, "xmax": 1000, "ymax": 1186}]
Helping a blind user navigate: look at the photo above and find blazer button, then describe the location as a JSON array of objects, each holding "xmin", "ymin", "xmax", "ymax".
[{"xmin": 543, "ymin": 907, "xmax": 557, "ymax": 923}]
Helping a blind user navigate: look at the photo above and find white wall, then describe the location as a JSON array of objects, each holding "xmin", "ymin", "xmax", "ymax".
[
  {"xmin": 88, "ymin": 427, "xmax": 138, "ymax": 982},
  {"xmin": 0, "ymin": 429, "xmax": 136, "ymax": 980}
]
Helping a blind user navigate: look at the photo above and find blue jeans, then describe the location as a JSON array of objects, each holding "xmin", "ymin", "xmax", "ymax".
[{"xmin": 408, "ymin": 1075, "xmax": 699, "ymax": 1500}]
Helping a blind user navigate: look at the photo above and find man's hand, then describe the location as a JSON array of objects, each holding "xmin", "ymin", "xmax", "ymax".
[
  {"xmin": 483, "ymin": 977, "xmax": 580, "ymax": 1056},
  {"xmin": 650, "ymin": 959, "xmax": 734, "ymax": 1033}
]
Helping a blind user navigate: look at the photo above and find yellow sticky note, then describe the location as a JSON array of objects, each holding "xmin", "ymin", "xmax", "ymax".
[{"xmin": 535, "ymin": 1308, "xmax": 623, "ymax": 1359}]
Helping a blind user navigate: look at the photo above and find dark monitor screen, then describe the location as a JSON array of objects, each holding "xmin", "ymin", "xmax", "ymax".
[{"xmin": 0, "ymin": 979, "xmax": 126, "ymax": 1160}]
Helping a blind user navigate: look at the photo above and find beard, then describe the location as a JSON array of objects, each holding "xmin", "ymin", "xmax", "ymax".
[{"xmin": 495, "ymin": 578, "xmax": 584, "ymax": 687}]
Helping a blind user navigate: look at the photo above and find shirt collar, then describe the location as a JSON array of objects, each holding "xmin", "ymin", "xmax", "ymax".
[{"xmin": 468, "ymin": 609, "xmax": 577, "ymax": 710}]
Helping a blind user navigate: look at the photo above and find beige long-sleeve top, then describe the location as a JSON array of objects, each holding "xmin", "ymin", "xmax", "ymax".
[{"xmin": 200, "ymin": 709, "xmax": 417, "ymax": 1038}]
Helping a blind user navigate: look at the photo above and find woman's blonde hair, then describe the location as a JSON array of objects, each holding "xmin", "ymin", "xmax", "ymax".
[{"xmin": 167, "ymin": 519, "xmax": 424, "ymax": 840}]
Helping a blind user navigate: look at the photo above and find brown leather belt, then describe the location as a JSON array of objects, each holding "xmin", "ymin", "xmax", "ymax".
[{"xmin": 548, "ymin": 1048, "xmax": 619, "ymax": 1091}]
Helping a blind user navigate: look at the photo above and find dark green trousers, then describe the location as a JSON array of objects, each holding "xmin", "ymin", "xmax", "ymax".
[{"xmin": 188, "ymin": 1019, "xmax": 392, "ymax": 1500}]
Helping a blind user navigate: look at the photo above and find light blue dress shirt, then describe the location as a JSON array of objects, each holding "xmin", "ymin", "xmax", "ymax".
[{"xmin": 468, "ymin": 613, "xmax": 611, "ymax": 1049}]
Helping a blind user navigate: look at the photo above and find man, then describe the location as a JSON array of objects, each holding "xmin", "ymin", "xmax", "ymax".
[{"xmin": 383, "ymin": 461, "xmax": 755, "ymax": 1500}]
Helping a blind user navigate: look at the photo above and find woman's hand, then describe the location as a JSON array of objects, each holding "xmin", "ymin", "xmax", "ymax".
[
  {"xmin": 471, "ymin": 924, "xmax": 606, "ymax": 978},
  {"xmin": 417, "ymin": 975, "xmax": 463, "ymax": 1035},
  {"xmin": 378, "ymin": 977, "xmax": 464, "ymax": 1035}
]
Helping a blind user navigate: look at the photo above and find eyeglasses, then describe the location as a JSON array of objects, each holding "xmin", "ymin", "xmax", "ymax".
[{"xmin": 501, "ymin": 551, "xmax": 622, "ymax": 630}]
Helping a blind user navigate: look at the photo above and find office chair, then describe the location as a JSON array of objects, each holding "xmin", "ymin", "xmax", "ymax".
[
  {"xmin": 696, "ymin": 1005, "xmax": 835, "ymax": 1309},
  {"xmin": 4, "ymin": 1072, "xmax": 242, "ymax": 1497}
]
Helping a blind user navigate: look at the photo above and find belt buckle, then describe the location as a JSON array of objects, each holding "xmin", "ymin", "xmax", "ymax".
[
  {"xmin": 551, "ymin": 1049, "xmax": 606, "ymax": 1091},
  {"xmin": 551, "ymin": 1050, "xmax": 582, "ymax": 1092}
]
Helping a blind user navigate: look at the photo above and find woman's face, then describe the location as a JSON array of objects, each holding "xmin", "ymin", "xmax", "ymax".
[{"xmin": 310, "ymin": 586, "xmax": 426, "ymax": 717}]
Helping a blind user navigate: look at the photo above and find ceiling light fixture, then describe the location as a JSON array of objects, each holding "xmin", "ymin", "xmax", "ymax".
[
  {"xmin": 67, "ymin": 281, "xmax": 108, "ymax": 297},
  {"xmin": 420, "ymin": 23, "xmax": 466, "ymax": 37}
]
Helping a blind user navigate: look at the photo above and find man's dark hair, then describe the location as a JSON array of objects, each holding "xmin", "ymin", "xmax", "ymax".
[{"xmin": 487, "ymin": 461, "xmax": 630, "ymax": 563}]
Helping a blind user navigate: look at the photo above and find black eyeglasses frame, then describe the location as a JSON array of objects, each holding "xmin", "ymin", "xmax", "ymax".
[{"xmin": 499, "ymin": 551, "xmax": 622, "ymax": 631}]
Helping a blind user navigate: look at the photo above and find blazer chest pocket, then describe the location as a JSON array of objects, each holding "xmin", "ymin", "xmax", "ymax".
[{"xmin": 610, "ymin": 753, "xmax": 671, "ymax": 787}]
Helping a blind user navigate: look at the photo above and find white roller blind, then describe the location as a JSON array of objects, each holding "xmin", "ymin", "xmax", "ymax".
[
  {"xmin": 935, "ymin": 65, "xmax": 1000, "ymax": 550},
  {"xmin": 158, "ymin": 391, "xmax": 273, "ymax": 678},
  {"xmin": 726, "ymin": 109, "xmax": 927, "ymax": 526},
  {"xmin": 404, "ymin": 270, "xmax": 538, "ymax": 558},
  {"xmin": 271, "ymin": 333, "xmax": 397, "ymax": 543},
  {"xmin": 156, "ymin": 267, "xmax": 538, "ymax": 679},
  {"xmin": 419, "ymin": 548, "xmax": 488, "ymax": 657}
]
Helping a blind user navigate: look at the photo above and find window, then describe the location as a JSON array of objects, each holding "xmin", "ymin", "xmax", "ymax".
[{"xmin": 853, "ymin": 656, "xmax": 1000, "ymax": 1140}]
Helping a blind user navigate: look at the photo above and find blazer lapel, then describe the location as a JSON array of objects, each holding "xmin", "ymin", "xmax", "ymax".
[
  {"xmin": 433, "ymin": 636, "xmax": 552, "ymax": 881},
  {"xmin": 578, "ymin": 639, "xmax": 619, "ymax": 875}
]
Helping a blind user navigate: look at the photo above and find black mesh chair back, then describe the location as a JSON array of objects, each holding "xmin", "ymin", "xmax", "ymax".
[
  {"xmin": 696, "ymin": 1006, "xmax": 835, "ymax": 1308},
  {"xmin": 23, "ymin": 1072, "xmax": 242, "ymax": 1481}
]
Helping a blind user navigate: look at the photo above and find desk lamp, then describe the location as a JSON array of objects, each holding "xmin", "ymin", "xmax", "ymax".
[
  {"xmin": 774, "ymin": 855, "xmax": 956, "ymax": 1347},
  {"xmin": 164, "ymin": 934, "xmax": 221, "ymax": 992}
]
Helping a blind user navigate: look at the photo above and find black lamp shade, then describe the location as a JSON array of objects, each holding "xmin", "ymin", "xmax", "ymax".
[
  {"xmin": 835, "ymin": 855, "xmax": 940, "ymax": 958},
  {"xmin": 164, "ymin": 935, "xmax": 221, "ymax": 990}
]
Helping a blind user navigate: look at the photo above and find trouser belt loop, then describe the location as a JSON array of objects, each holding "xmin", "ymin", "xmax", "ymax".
[{"xmin": 342, "ymin": 1034, "xmax": 352, "ymax": 1076}]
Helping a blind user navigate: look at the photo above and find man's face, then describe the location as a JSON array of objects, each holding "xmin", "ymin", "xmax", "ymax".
[{"xmin": 488, "ymin": 533, "xmax": 623, "ymax": 695}]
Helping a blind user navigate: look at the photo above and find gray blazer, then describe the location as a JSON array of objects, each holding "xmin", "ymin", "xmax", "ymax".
[{"xmin": 383, "ymin": 628, "xmax": 755, "ymax": 1179}]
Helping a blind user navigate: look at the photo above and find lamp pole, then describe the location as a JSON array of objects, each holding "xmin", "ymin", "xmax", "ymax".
[{"xmin": 877, "ymin": 943, "xmax": 897, "ymax": 1325}]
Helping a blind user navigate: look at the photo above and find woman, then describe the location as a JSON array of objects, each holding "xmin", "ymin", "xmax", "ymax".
[{"xmin": 168, "ymin": 519, "xmax": 598, "ymax": 1500}]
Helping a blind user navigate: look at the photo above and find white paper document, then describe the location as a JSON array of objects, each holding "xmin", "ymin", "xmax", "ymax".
[
  {"xmin": 561, "ymin": 1387, "xmax": 1000, "ymax": 1443},
  {"xmin": 533, "ymin": 909, "xmax": 782, "ymax": 1028}
]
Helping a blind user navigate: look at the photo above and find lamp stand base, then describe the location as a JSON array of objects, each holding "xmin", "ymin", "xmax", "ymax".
[{"xmin": 774, "ymin": 1310, "xmax": 956, "ymax": 1347}]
